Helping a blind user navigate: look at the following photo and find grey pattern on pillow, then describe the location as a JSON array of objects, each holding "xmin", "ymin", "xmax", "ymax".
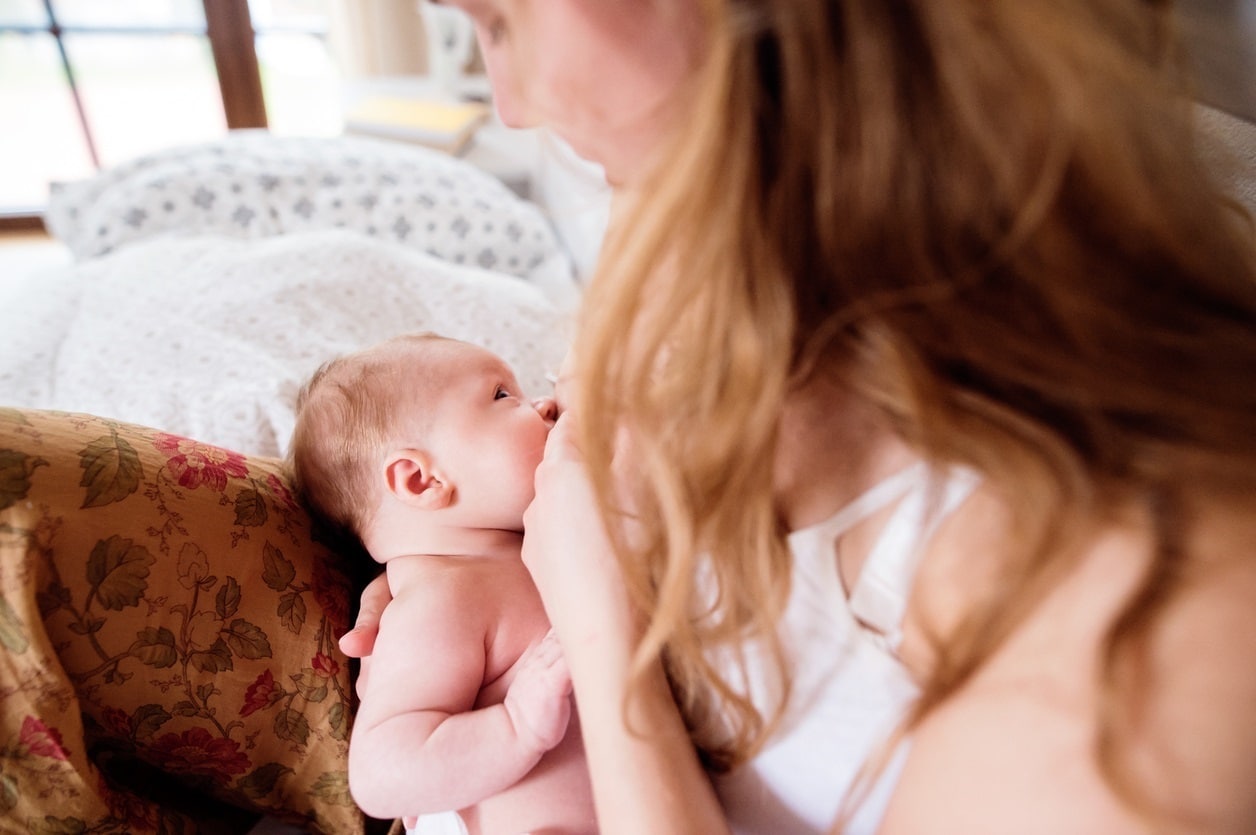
[{"xmin": 44, "ymin": 130, "xmax": 575, "ymax": 291}]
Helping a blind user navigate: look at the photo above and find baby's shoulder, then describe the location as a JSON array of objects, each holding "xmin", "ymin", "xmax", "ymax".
[
  {"xmin": 384, "ymin": 556, "xmax": 498, "ymax": 623},
  {"xmin": 388, "ymin": 552, "xmax": 494, "ymax": 585},
  {"xmin": 390, "ymin": 554, "xmax": 533, "ymax": 613}
]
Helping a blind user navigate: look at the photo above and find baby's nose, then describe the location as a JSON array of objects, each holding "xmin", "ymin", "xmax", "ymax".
[{"xmin": 532, "ymin": 396, "xmax": 558, "ymax": 423}]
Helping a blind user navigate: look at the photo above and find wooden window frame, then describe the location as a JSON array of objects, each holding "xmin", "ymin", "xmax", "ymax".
[
  {"xmin": 0, "ymin": 0, "xmax": 266, "ymax": 231},
  {"xmin": 204, "ymin": 0, "xmax": 267, "ymax": 131}
]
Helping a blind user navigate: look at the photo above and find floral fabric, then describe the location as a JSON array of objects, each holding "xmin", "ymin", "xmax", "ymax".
[{"xmin": 0, "ymin": 408, "xmax": 366, "ymax": 833}]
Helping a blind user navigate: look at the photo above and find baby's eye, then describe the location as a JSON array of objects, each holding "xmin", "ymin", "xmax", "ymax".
[{"xmin": 494, "ymin": 385, "xmax": 510, "ymax": 400}]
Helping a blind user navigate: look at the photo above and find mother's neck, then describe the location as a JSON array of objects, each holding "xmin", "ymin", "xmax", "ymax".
[{"xmin": 773, "ymin": 373, "xmax": 916, "ymax": 532}]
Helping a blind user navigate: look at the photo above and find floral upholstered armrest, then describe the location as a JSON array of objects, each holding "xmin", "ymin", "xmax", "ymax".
[{"xmin": 0, "ymin": 408, "xmax": 369, "ymax": 834}]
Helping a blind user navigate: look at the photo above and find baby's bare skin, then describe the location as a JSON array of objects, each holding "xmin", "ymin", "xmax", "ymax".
[{"xmin": 367, "ymin": 554, "xmax": 596, "ymax": 835}]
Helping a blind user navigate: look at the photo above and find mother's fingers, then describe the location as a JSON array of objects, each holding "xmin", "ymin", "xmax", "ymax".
[
  {"xmin": 540, "ymin": 412, "xmax": 583, "ymax": 465},
  {"xmin": 551, "ymin": 352, "xmax": 580, "ymax": 414},
  {"xmin": 337, "ymin": 571, "xmax": 391, "ymax": 659}
]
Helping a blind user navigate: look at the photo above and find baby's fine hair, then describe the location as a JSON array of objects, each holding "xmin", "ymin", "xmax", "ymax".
[{"xmin": 288, "ymin": 332, "xmax": 450, "ymax": 540}]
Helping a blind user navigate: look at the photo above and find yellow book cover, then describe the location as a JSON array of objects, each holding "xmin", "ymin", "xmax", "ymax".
[{"xmin": 345, "ymin": 96, "xmax": 490, "ymax": 154}]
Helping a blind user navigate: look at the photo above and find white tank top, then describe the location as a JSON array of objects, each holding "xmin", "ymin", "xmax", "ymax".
[{"xmin": 714, "ymin": 463, "xmax": 978, "ymax": 834}]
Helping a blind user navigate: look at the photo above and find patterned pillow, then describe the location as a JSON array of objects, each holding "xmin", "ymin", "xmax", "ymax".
[
  {"xmin": 0, "ymin": 408, "xmax": 370, "ymax": 834},
  {"xmin": 42, "ymin": 130, "xmax": 575, "ymax": 292}
]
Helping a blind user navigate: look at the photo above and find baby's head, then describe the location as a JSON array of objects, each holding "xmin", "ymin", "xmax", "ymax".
[{"xmin": 289, "ymin": 333, "xmax": 555, "ymax": 550}]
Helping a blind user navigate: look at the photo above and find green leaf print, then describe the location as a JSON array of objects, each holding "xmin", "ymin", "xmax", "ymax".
[
  {"xmin": 78, "ymin": 432, "xmax": 142, "ymax": 508},
  {"xmin": 0, "ymin": 594, "xmax": 30, "ymax": 653},
  {"xmin": 0, "ymin": 448, "xmax": 47, "ymax": 511},
  {"xmin": 86, "ymin": 536, "xmax": 155, "ymax": 610}
]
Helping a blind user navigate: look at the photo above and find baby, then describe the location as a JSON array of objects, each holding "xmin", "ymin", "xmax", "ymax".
[{"xmin": 288, "ymin": 333, "xmax": 595, "ymax": 835}]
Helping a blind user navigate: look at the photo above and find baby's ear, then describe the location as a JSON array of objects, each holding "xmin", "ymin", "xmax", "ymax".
[{"xmin": 383, "ymin": 450, "xmax": 452, "ymax": 510}]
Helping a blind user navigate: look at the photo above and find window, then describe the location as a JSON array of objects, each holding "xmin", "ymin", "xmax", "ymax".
[{"xmin": 0, "ymin": 0, "xmax": 341, "ymax": 225}]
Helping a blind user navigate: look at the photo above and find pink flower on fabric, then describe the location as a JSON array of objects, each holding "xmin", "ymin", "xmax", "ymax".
[
  {"xmin": 20, "ymin": 716, "xmax": 69, "ymax": 761},
  {"xmin": 153, "ymin": 434, "xmax": 249, "ymax": 491},
  {"xmin": 311, "ymin": 653, "xmax": 340, "ymax": 679},
  {"xmin": 265, "ymin": 472, "xmax": 299, "ymax": 510},
  {"xmin": 148, "ymin": 727, "xmax": 250, "ymax": 783},
  {"xmin": 241, "ymin": 669, "xmax": 278, "ymax": 717},
  {"xmin": 101, "ymin": 706, "xmax": 133, "ymax": 737}
]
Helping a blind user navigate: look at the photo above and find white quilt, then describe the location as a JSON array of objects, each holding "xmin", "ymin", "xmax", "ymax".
[{"xmin": 0, "ymin": 231, "xmax": 573, "ymax": 458}]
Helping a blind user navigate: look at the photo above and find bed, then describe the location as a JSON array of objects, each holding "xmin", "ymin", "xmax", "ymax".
[{"xmin": 0, "ymin": 128, "xmax": 605, "ymax": 834}]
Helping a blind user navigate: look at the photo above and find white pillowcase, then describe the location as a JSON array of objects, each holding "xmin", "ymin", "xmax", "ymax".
[{"xmin": 43, "ymin": 130, "xmax": 577, "ymax": 304}]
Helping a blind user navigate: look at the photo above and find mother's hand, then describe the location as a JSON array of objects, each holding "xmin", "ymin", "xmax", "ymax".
[
  {"xmin": 523, "ymin": 413, "xmax": 731, "ymax": 835},
  {"xmin": 522, "ymin": 413, "xmax": 638, "ymax": 662},
  {"xmin": 338, "ymin": 572, "xmax": 392, "ymax": 697},
  {"xmin": 338, "ymin": 572, "xmax": 391, "ymax": 656}
]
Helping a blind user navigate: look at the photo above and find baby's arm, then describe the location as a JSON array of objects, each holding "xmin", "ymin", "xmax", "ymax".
[{"xmin": 347, "ymin": 576, "xmax": 571, "ymax": 820}]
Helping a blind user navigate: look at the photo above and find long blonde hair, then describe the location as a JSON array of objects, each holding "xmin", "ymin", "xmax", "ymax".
[{"xmin": 574, "ymin": 0, "xmax": 1256, "ymax": 812}]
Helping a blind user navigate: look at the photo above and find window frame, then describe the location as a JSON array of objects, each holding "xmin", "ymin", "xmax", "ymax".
[{"xmin": 0, "ymin": 0, "xmax": 266, "ymax": 231}]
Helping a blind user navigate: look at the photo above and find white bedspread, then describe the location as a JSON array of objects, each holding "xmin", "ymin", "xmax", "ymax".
[{"xmin": 0, "ymin": 229, "xmax": 573, "ymax": 458}]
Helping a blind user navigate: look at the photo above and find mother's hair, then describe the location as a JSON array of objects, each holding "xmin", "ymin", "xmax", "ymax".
[{"xmin": 574, "ymin": 0, "xmax": 1256, "ymax": 815}]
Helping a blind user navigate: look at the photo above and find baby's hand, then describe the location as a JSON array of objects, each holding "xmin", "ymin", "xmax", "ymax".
[{"xmin": 503, "ymin": 629, "xmax": 572, "ymax": 754}]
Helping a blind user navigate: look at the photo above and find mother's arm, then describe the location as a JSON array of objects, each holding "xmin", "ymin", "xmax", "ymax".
[{"xmin": 521, "ymin": 414, "xmax": 731, "ymax": 835}]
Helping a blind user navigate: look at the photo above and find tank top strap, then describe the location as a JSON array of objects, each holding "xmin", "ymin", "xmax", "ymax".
[
  {"xmin": 804, "ymin": 461, "xmax": 928, "ymax": 544},
  {"xmin": 848, "ymin": 467, "xmax": 980, "ymax": 650}
]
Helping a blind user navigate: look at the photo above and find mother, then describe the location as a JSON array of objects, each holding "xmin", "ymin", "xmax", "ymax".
[{"xmin": 350, "ymin": 1, "xmax": 1256, "ymax": 831}]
